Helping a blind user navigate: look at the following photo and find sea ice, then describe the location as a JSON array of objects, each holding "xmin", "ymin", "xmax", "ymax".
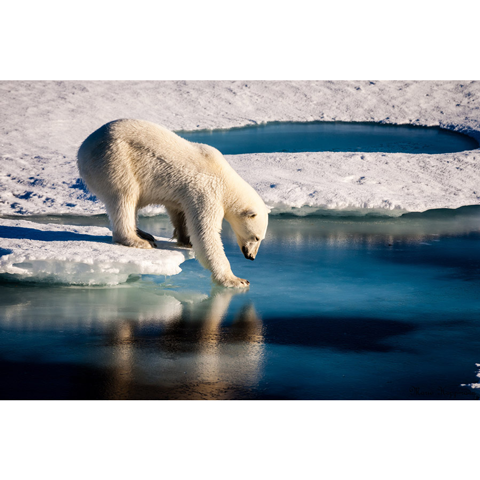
[
  {"xmin": 1, "ymin": 81, "xmax": 479, "ymax": 216},
  {"xmin": 462, "ymin": 363, "xmax": 480, "ymax": 390},
  {"xmin": 228, "ymin": 150, "xmax": 480, "ymax": 214},
  {"xmin": 0, "ymin": 219, "xmax": 193, "ymax": 285}
]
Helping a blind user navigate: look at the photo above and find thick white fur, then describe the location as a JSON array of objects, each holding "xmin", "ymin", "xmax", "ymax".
[{"xmin": 77, "ymin": 119, "xmax": 269, "ymax": 287}]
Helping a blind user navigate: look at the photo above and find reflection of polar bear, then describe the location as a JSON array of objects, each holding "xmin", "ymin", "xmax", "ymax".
[{"xmin": 77, "ymin": 119, "xmax": 269, "ymax": 288}]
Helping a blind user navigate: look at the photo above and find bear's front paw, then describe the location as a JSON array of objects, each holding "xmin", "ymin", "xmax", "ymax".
[{"xmin": 216, "ymin": 275, "xmax": 250, "ymax": 288}]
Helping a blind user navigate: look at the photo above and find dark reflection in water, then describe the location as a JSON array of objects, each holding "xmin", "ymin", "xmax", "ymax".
[
  {"xmin": 1, "ymin": 209, "xmax": 480, "ymax": 399},
  {"xmin": 0, "ymin": 283, "xmax": 423, "ymax": 400},
  {"xmin": 263, "ymin": 316, "xmax": 416, "ymax": 353},
  {"xmin": 0, "ymin": 286, "xmax": 265, "ymax": 400}
]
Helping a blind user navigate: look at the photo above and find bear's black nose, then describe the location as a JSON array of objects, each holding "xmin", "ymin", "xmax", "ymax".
[{"xmin": 242, "ymin": 246, "xmax": 254, "ymax": 260}]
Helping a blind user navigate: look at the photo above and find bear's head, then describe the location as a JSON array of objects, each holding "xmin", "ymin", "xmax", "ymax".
[{"xmin": 227, "ymin": 203, "xmax": 270, "ymax": 261}]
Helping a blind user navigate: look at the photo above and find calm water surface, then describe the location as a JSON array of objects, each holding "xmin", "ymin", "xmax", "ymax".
[
  {"xmin": 176, "ymin": 122, "xmax": 479, "ymax": 155},
  {"xmin": 1, "ymin": 211, "xmax": 480, "ymax": 400}
]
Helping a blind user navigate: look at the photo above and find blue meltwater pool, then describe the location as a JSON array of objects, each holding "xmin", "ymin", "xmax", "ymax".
[
  {"xmin": 1, "ymin": 210, "xmax": 480, "ymax": 399},
  {"xmin": 176, "ymin": 121, "xmax": 479, "ymax": 154}
]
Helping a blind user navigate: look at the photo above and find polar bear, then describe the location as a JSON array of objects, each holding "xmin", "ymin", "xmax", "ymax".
[{"xmin": 77, "ymin": 119, "xmax": 269, "ymax": 288}]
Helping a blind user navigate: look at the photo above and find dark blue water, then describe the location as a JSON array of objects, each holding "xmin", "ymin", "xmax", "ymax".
[
  {"xmin": 176, "ymin": 122, "xmax": 479, "ymax": 155},
  {"xmin": 1, "ymin": 211, "xmax": 479, "ymax": 400}
]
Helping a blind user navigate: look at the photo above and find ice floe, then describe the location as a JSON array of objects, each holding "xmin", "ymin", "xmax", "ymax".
[
  {"xmin": 0, "ymin": 219, "xmax": 193, "ymax": 285},
  {"xmin": 462, "ymin": 363, "xmax": 480, "ymax": 390},
  {"xmin": 0, "ymin": 80, "xmax": 479, "ymax": 216},
  {"xmin": 228, "ymin": 150, "xmax": 480, "ymax": 215}
]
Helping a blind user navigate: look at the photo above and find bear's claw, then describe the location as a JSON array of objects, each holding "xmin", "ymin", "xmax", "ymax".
[
  {"xmin": 136, "ymin": 228, "xmax": 156, "ymax": 243},
  {"xmin": 216, "ymin": 275, "xmax": 250, "ymax": 288}
]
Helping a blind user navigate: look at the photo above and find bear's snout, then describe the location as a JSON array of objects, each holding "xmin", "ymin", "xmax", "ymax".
[{"xmin": 242, "ymin": 246, "xmax": 255, "ymax": 261}]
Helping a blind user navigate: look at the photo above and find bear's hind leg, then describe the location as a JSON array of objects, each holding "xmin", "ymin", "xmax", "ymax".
[
  {"xmin": 105, "ymin": 196, "xmax": 154, "ymax": 249},
  {"xmin": 167, "ymin": 207, "xmax": 192, "ymax": 247}
]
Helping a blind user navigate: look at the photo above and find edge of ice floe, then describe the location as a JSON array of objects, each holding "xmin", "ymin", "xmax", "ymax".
[{"xmin": 0, "ymin": 219, "xmax": 194, "ymax": 286}]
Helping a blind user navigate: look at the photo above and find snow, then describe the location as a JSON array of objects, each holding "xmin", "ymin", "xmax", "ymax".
[
  {"xmin": 0, "ymin": 219, "xmax": 193, "ymax": 285},
  {"xmin": 229, "ymin": 150, "xmax": 480, "ymax": 215},
  {"xmin": 1, "ymin": 80, "xmax": 480, "ymax": 217}
]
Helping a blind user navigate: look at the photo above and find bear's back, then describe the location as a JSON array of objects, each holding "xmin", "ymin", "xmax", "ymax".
[{"xmin": 79, "ymin": 119, "xmax": 231, "ymax": 177}]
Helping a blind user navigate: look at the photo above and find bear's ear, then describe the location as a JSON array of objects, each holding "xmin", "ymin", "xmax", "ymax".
[{"xmin": 242, "ymin": 210, "xmax": 257, "ymax": 218}]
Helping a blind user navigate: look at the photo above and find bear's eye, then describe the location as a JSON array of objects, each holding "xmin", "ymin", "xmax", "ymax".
[{"xmin": 254, "ymin": 236, "xmax": 260, "ymax": 242}]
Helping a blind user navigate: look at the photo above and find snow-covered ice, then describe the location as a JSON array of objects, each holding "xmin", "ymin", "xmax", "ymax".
[
  {"xmin": 229, "ymin": 150, "xmax": 480, "ymax": 215},
  {"xmin": 1, "ymin": 80, "xmax": 480, "ymax": 217},
  {"xmin": 0, "ymin": 219, "xmax": 193, "ymax": 285}
]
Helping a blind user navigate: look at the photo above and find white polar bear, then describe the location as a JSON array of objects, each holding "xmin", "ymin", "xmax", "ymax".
[{"xmin": 77, "ymin": 119, "xmax": 269, "ymax": 288}]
